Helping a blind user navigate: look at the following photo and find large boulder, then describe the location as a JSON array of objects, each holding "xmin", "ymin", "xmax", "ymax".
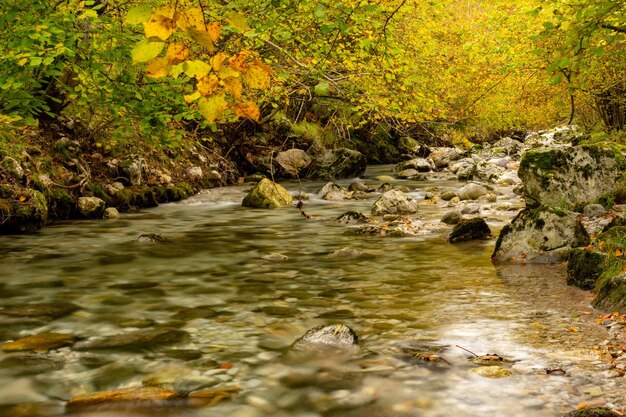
[
  {"xmin": 309, "ymin": 148, "xmax": 366, "ymax": 180},
  {"xmin": 242, "ymin": 178, "xmax": 293, "ymax": 209},
  {"xmin": 371, "ymin": 190, "xmax": 418, "ymax": 216},
  {"xmin": 518, "ymin": 145, "xmax": 625, "ymax": 211},
  {"xmin": 274, "ymin": 149, "xmax": 312, "ymax": 178},
  {"xmin": 0, "ymin": 186, "xmax": 48, "ymax": 234},
  {"xmin": 492, "ymin": 206, "xmax": 590, "ymax": 263},
  {"xmin": 318, "ymin": 182, "xmax": 350, "ymax": 201}
]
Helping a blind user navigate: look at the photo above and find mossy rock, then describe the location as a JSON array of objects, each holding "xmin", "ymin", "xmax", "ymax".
[
  {"xmin": 567, "ymin": 248, "xmax": 607, "ymax": 290},
  {"xmin": 308, "ymin": 148, "xmax": 367, "ymax": 180},
  {"xmin": 0, "ymin": 187, "xmax": 48, "ymax": 234},
  {"xmin": 112, "ymin": 186, "xmax": 159, "ymax": 211},
  {"xmin": 242, "ymin": 178, "xmax": 293, "ymax": 209},
  {"xmin": 593, "ymin": 262, "xmax": 626, "ymax": 313},
  {"xmin": 563, "ymin": 408, "xmax": 620, "ymax": 417},
  {"xmin": 448, "ymin": 218, "xmax": 492, "ymax": 243},
  {"xmin": 518, "ymin": 145, "xmax": 625, "ymax": 211}
]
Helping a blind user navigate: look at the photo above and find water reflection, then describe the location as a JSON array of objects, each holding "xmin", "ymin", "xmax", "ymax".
[{"xmin": 0, "ymin": 166, "xmax": 618, "ymax": 416}]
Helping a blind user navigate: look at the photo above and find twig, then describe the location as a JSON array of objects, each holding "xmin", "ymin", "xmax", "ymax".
[{"xmin": 455, "ymin": 345, "xmax": 479, "ymax": 357}]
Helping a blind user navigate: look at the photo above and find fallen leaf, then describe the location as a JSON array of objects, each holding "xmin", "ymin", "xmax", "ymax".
[{"xmin": 577, "ymin": 403, "xmax": 587, "ymax": 410}]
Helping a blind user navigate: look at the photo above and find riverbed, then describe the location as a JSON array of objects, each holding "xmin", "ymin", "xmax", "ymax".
[{"xmin": 0, "ymin": 165, "xmax": 621, "ymax": 417}]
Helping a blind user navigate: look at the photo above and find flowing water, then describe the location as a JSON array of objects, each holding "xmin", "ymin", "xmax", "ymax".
[{"xmin": 0, "ymin": 166, "xmax": 621, "ymax": 417}]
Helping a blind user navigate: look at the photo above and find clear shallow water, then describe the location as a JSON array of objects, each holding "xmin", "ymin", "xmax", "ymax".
[{"xmin": 0, "ymin": 166, "xmax": 620, "ymax": 417}]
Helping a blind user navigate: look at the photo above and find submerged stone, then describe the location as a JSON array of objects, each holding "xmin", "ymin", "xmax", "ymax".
[
  {"xmin": 66, "ymin": 387, "xmax": 182, "ymax": 411},
  {"xmin": 75, "ymin": 328, "xmax": 189, "ymax": 351},
  {"xmin": 242, "ymin": 178, "xmax": 293, "ymax": 209},
  {"xmin": 0, "ymin": 302, "xmax": 80, "ymax": 319},
  {"xmin": 337, "ymin": 211, "xmax": 371, "ymax": 224},
  {"xmin": 1, "ymin": 332, "xmax": 77, "ymax": 352}
]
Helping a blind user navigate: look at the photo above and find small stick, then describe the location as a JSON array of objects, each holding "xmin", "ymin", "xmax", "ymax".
[{"xmin": 456, "ymin": 345, "xmax": 479, "ymax": 357}]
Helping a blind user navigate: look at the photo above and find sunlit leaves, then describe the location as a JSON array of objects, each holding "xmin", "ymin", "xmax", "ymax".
[
  {"xmin": 243, "ymin": 61, "xmax": 272, "ymax": 90},
  {"xmin": 198, "ymin": 94, "xmax": 229, "ymax": 122},
  {"xmin": 125, "ymin": 5, "xmax": 152, "ymax": 25},
  {"xmin": 197, "ymin": 74, "xmax": 219, "ymax": 96},
  {"xmin": 146, "ymin": 57, "xmax": 170, "ymax": 78},
  {"xmin": 143, "ymin": 7, "xmax": 175, "ymax": 40},
  {"xmin": 166, "ymin": 43, "xmax": 189, "ymax": 64},
  {"xmin": 207, "ymin": 22, "xmax": 222, "ymax": 43},
  {"xmin": 222, "ymin": 76, "xmax": 243, "ymax": 99},
  {"xmin": 210, "ymin": 52, "xmax": 228, "ymax": 71},
  {"xmin": 182, "ymin": 60, "xmax": 212, "ymax": 78},
  {"xmin": 234, "ymin": 102, "xmax": 260, "ymax": 121},
  {"xmin": 226, "ymin": 12, "xmax": 249, "ymax": 32},
  {"xmin": 131, "ymin": 40, "xmax": 165, "ymax": 64}
]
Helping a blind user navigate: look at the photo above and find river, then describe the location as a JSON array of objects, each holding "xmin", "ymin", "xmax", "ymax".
[{"xmin": 0, "ymin": 165, "xmax": 621, "ymax": 417}]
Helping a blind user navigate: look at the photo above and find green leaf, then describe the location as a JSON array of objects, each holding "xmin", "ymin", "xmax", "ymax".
[
  {"xmin": 314, "ymin": 81, "xmax": 329, "ymax": 95},
  {"xmin": 226, "ymin": 12, "xmax": 249, "ymax": 32},
  {"xmin": 126, "ymin": 5, "xmax": 152, "ymax": 25},
  {"xmin": 131, "ymin": 40, "xmax": 165, "ymax": 64}
]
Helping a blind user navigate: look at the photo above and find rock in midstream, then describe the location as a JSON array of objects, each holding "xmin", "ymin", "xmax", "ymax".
[{"xmin": 292, "ymin": 324, "xmax": 359, "ymax": 350}]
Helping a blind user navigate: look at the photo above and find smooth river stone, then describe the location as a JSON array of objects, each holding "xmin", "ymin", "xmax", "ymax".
[
  {"xmin": 75, "ymin": 328, "xmax": 189, "ymax": 351},
  {"xmin": 66, "ymin": 387, "xmax": 183, "ymax": 411},
  {"xmin": 0, "ymin": 302, "xmax": 80, "ymax": 319},
  {"xmin": 261, "ymin": 306, "xmax": 301, "ymax": 317},
  {"xmin": 470, "ymin": 366, "xmax": 512, "ymax": 378},
  {"xmin": 1, "ymin": 332, "xmax": 77, "ymax": 352}
]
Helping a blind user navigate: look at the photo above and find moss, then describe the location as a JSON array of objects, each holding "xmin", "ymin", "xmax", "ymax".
[
  {"xmin": 448, "ymin": 218, "xmax": 492, "ymax": 243},
  {"xmin": 597, "ymin": 226, "xmax": 626, "ymax": 250},
  {"xmin": 592, "ymin": 261, "xmax": 626, "ymax": 313},
  {"xmin": 0, "ymin": 188, "xmax": 48, "ymax": 234},
  {"xmin": 567, "ymin": 248, "xmax": 607, "ymax": 290},
  {"xmin": 519, "ymin": 149, "xmax": 563, "ymax": 173},
  {"xmin": 113, "ymin": 186, "xmax": 159, "ymax": 211},
  {"xmin": 45, "ymin": 188, "xmax": 77, "ymax": 220},
  {"xmin": 85, "ymin": 183, "xmax": 112, "ymax": 204}
]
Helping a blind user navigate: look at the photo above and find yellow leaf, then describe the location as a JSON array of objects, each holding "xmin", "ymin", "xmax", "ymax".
[
  {"xmin": 146, "ymin": 57, "xmax": 171, "ymax": 78},
  {"xmin": 197, "ymin": 74, "xmax": 219, "ymax": 96},
  {"xmin": 229, "ymin": 50, "xmax": 252, "ymax": 71},
  {"xmin": 166, "ymin": 43, "xmax": 189, "ymax": 64},
  {"xmin": 188, "ymin": 27, "xmax": 215, "ymax": 52},
  {"xmin": 182, "ymin": 60, "xmax": 212, "ymax": 79},
  {"xmin": 17, "ymin": 57, "xmax": 28, "ymax": 66},
  {"xmin": 226, "ymin": 12, "xmax": 249, "ymax": 32},
  {"xmin": 198, "ymin": 94, "xmax": 229, "ymax": 123},
  {"xmin": 184, "ymin": 91, "xmax": 201, "ymax": 103},
  {"xmin": 218, "ymin": 65, "xmax": 240, "ymax": 79},
  {"xmin": 577, "ymin": 403, "xmax": 587, "ymax": 410},
  {"xmin": 154, "ymin": 6, "xmax": 175, "ymax": 19},
  {"xmin": 131, "ymin": 40, "xmax": 165, "ymax": 64},
  {"xmin": 207, "ymin": 21, "xmax": 221, "ymax": 43},
  {"xmin": 175, "ymin": 8, "xmax": 204, "ymax": 31},
  {"xmin": 210, "ymin": 52, "xmax": 228, "ymax": 71},
  {"xmin": 243, "ymin": 60, "xmax": 272, "ymax": 90},
  {"xmin": 18, "ymin": 195, "xmax": 27, "ymax": 202},
  {"xmin": 234, "ymin": 102, "xmax": 260, "ymax": 122},
  {"xmin": 616, "ymin": 249, "xmax": 623, "ymax": 257},
  {"xmin": 125, "ymin": 5, "xmax": 152, "ymax": 25},
  {"xmin": 222, "ymin": 76, "xmax": 242, "ymax": 100},
  {"xmin": 568, "ymin": 327, "xmax": 579, "ymax": 333},
  {"xmin": 143, "ymin": 12, "xmax": 175, "ymax": 41}
]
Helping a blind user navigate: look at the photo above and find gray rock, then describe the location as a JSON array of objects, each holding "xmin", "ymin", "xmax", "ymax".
[
  {"xmin": 457, "ymin": 183, "xmax": 489, "ymax": 200},
  {"xmin": 77, "ymin": 197, "xmax": 105, "ymax": 219},
  {"xmin": 103, "ymin": 207, "xmax": 120, "ymax": 219},
  {"xmin": 448, "ymin": 218, "xmax": 492, "ymax": 243},
  {"xmin": 348, "ymin": 181, "xmax": 375, "ymax": 193},
  {"xmin": 396, "ymin": 169, "xmax": 419, "ymax": 179},
  {"xmin": 105, "ymin": 182, "xmax": 124, "ymax": 195},
  {"xmin": 441, "ymin": 191, "xmax": 457, "ymax": 201},
  {"xmin": 275, "ymin": 149, "xmax": 312, "ymax": 177},
  {"xmin": 461, "ymin": 203, "xmax": 481, "ymax": 215},
  {"xmin": 492, "ymin": 206, "xmax": 590, "ymax": 263},
  {"xmin": 309, "ymin": 148, "xmax": 366, "ymax": 180},
  {"xmin": 318, "ymin": 182, "xmax": 350, "ymax": 200},
  {"xmin": 136, "ymin": 233, "xmax": 171, "ymax": 243},
  {"xmin": 120, "ymin": 155, "xmax": 145, "ymax": 186},
  {"xmin": 441, "ymin": 211, "xmax": 462, "ymax": 225},
  {"xmin": 328, "ymin": 247, "xmax": 363, "ymax": 259},
  {"xmin": 396, "ymin": 158, "xmax": 432, "ymax": 172},
  {"xmin": 353, "ymin": 218, "xmax": 419, "ymax": 237},
  {"xmin": 429, "ymin": 147, "xmax": 464, "ymax": 169},
  {"xmin": 474, "ymin": 162, "xmax": 505, "ymax": 183},
  {"xmin": 583, "ymin": 204, "xmax": 607, "ymax": 218},
  {"xmin": 292, "ymin": 324, "xmax": 358, "ymax": 350},
  {"xmin": 371, "ymin": 190, "xmax": 418, "ymax": 216},
  {"xmin": 519, "ymin": 145, "xmax": 624, "ymax": 211}
]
